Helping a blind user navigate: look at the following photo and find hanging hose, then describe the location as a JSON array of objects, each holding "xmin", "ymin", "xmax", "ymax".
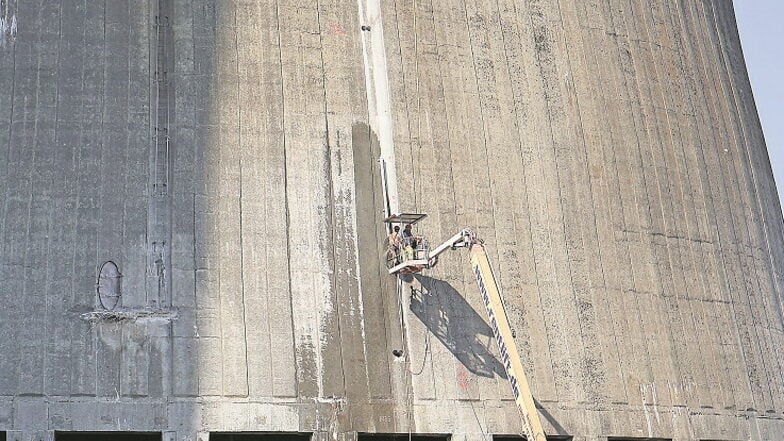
[{"xmin": 394, "ymin": 275, "xmax": 417, "ymax": 440}]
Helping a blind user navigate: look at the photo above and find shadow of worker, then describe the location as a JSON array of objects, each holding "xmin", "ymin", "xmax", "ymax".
[{"xmin": 411, "ymin": 274, "xmax": 507, "ymax": 379}]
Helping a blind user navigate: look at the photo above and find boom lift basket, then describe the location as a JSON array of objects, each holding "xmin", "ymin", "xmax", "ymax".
[{"xmin": 384, "ymin": 213, "xmax": 431, "ymax": 274}]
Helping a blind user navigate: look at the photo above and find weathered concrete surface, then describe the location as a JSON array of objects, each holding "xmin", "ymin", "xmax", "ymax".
[{"xmin": 0, "ymin": 0, "xmax": 783, "ymax": 440}]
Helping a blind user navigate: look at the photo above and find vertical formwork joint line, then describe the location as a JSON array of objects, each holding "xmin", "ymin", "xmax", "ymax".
[{"xmin": 147, "ymin": 0, "xmax": 173, "ymax": 309}]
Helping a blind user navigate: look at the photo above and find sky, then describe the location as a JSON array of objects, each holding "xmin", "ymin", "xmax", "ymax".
[{"xmin": 734, "ymin": 1, "xmax": 784, "ymax": 212}]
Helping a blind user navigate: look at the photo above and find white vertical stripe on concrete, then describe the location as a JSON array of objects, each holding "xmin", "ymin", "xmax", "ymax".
[{"xmin": 357, "ymin": 0, "xmax": 399, "ymax": 214}]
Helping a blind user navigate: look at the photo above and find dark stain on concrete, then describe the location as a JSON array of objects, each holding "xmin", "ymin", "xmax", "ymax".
[{"xmin": 352, "ymin": 122, "xmax": 402, "ymax": 398}]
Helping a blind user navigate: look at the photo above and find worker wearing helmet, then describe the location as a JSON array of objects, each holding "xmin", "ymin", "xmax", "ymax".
[
  {"xmin": 386, "ymin": 226, "xmax": 401, "ymax": 265},
  {"xmin": 401, "ymin": 224, "xmax": 416, "ymax": 260},
  {"xmin": 389, "ymin": 225, "xmax": 401, "ymax": 244}
]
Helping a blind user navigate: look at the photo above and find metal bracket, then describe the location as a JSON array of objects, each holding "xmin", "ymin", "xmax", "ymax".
[{"xmin": 155, "ymin": 15, "xmax": 170, "ymax": 27}]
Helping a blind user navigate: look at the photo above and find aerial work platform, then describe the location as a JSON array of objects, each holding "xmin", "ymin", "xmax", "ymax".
[
  {"xmin": 384, "ymin": 213, "xmax": 475, "ymax": 276},
  {"xmin": 383, "ymin": 213, "xmax": 432, "ymax": 275},
  {"xmin": 384, "ymin": 213, "xmax": 546, "ymax": 441}
]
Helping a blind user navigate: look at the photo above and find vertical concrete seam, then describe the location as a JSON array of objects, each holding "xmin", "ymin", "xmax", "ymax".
[
  {"xmin": 148, "ymin": 0, "xmax": 173, "ymax": 309},
  {"xmin": 232, "ymin": 0, "xmax": 251, "ymax": 397},
  {"xmin": 145, "ymin": 0, "xmax": 155, "ymax": 310},
  {"xmin": 96, "ymin": 0, "xmax": 110, "ymax": 312},
  {"xmin": 274, "ymin": 0, "xmax": 299, "ymax": 395},
  {"xmin": 192, "ymin": 192, "xmax": 200, "ymax": 394},
  {"xmin": 315, "ymin": 0, "xmax": 348, "ymax": 399},
  {"xmin": 23, "ymin": 0, "xmax": 42, "ymax": 396},
  {"xmin": 83, "ymin": 0, "xmax": 100, "ymax": 395},
  {"xmin": 43, "ymin": 0, "xmax": 65, "ymax": 397},
  {"xmin": 94, "ymin": 0, "xmax": 110, "ymax": 395},
  {"xmin": 121, "ymin": 0, "xmax": 131, "ymax": 283},
  {"xmin": 163, "ymin": 0, "xmax": 174, "ymax": 309},
  {"xmin": 215, "ymin": 2, "xmax": 226, "ymax": 397}
]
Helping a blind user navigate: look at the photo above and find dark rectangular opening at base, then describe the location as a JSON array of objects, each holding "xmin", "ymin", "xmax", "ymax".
[
  {"xmin": 56, "ymin": 433, "xmax": 161, "ymax": 441},
  {"xmin": 493, "ymin": 435, "xmax": 573, "ymax": 441},
  {"xmin": 358, "ymin": 434, "xmax": 449, "ymax": 441},
  {"xmin": 607, "ymin": 438, "xmax": 671, "ymax": 441},
  {"xmin": 210, "ymin": 433, "xmax": 312, "ymax": 441}
]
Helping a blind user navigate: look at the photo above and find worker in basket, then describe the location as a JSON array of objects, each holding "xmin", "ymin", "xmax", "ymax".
[
  {"xmin": 400, "ymin": 224, "xmax": 417, "ymax": 261},
  {"xmin": 387, "ymin": 225, "xmax": 401, "ymax": 261}
]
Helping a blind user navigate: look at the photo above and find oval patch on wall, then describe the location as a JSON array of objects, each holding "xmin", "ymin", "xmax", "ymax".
[{"xmin": 97, "ymin": 261, "xmax": 122, "ymax": 310}]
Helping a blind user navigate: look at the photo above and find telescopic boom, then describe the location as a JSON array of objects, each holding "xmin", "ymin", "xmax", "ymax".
[{"xmin": 389, "ymin": 226, "xmax": 546, "ymax": 440}]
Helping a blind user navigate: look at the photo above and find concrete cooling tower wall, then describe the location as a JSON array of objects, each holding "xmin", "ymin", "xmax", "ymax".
[{"xmin": 0, "ymin": 0, "xmax": 783, "ymax": 440}]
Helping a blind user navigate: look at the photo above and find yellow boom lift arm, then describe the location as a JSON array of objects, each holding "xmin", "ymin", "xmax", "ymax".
[{"xmin": 387, "ymin": 225, "xmax": 546, "ymax": 441}]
